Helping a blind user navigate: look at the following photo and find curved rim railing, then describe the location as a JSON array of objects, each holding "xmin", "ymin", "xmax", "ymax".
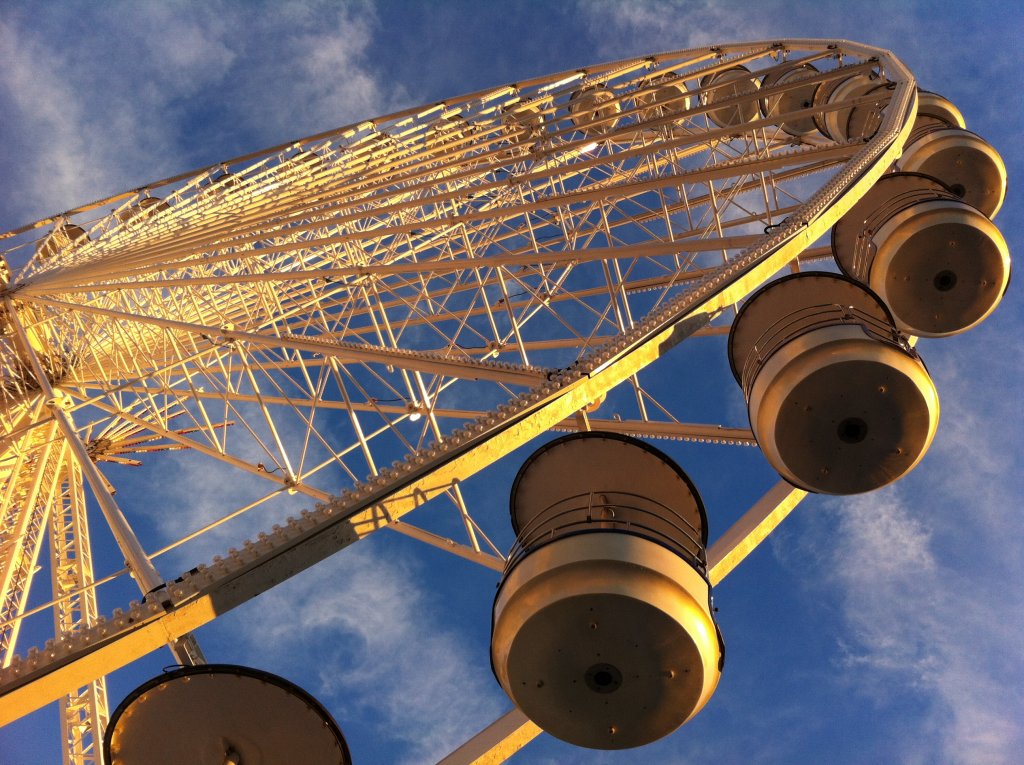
[
  {"xmin": 740, "ymin": 302, "xmax": 914, "ymax": 398},
  {"xmin": 905, "ymin": 119, "xmax": 966, "ymax": 147},
  {"xmin": 505, "ymin": 489, "xmax": 706, "ymax": 577},
  {"xmin": 850, "ymin": 182, "xmax": 959, "ymax": 277}
]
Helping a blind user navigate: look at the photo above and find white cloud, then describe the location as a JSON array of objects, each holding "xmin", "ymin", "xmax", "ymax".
[
  {"xmin": 763, "ymin": 309, "xmax": 1024, "ymax": 765},
  {"xmin": 574, "ymin": 0, "xmax": 782, "ymax": 57},
  {"xmin": 823, "ymin": 486, "xmax": 1024, "ymax": 764},
  {"xmin": 0, "ymin": 2, "xmax": 403, "ymax": 231},
  {"xmin": 922, "ymin": 336, "xmax": 1024, "ymax": 561},
  {"xmin": 128, "ymin": 7, "xmax": 237, "ymax": 91},
  {"xmin": 128, "ymin": 447, "xmax": 306, "ymax": 569},
  {"xmin": 286, "ymin": 10, "xmax": 401, "ymax": 134},
  {"xmin": 0, "ymin": 20, "xmax": 112, "ymax": 223},
  {"xmin": 237, "ymin": 543, "xmax": 505, "ymax": 764},
  {"xmin": 828, "ymin": 493, "xmax": 941, "ymax": 679}
]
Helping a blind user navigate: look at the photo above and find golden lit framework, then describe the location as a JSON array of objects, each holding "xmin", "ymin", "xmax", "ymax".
[{"xmin": 0, "ymin": 39, "xmax": 930, "ymax": 762}]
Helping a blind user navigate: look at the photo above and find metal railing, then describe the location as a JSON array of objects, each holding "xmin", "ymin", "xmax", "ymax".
[
  {"xmin": 505, "ymin": 489, "xmax": 706, "ymax": 576},
  {"xmin": 850, "ymin": 182, "xmax": 958, "ymax": 278},
  {"xmin": 740, "ymin": 302, "xmax": 914, "ymax": 399}
]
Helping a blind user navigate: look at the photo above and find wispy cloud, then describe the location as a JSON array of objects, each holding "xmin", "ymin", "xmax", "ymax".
[
  {"xmin": 0, "ymin": 19, "xmax": 119, "ymax": 224},
  {"xmin": 764, "ymin": 312, "xmax": 1024, "ymax": 765},
  {"xmin": 235, "ymin": 542, "xmax": 505, "ymax": 764},
  {"xmin": 0, "ymin": 2, "xmax": 403, "ymax": 231},
  {"xmin": 817, "ymin": 485, "xmax": 1024, "ymax": 765},
  {"xmin": 784, "ymin": 323, "xmax": 1024, "ymax": 764},
  {"xmin": 0, "ymin": 5, "xmax": 237, "ymax": 223},
  {"xmin": 127, "ymin": 445, "xmax": 306, "ymax": 570},
  {"xmin": 574, "ymin": 0, "xmax": 785, "ymax": 57}
]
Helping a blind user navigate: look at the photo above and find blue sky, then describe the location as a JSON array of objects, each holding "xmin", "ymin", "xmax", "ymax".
[{"xmin": 1, "ymin": 2, "xmax": 1022, "ymax": 763}]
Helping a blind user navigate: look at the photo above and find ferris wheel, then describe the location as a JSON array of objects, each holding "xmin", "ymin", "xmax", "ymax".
[{"xmin": 0, "ymin": 38, "xmax": 1009, "ymax": 763}]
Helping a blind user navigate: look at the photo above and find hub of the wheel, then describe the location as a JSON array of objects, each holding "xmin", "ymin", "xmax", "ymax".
[{"xmin": 0, "ymin": 295, "xmax": 74, "ymax": 409}]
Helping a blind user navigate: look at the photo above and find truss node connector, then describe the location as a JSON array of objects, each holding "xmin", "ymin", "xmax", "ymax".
[
  {"xmin": 45, "ymin": 387, "xmax": 73, "ymax": 410},
  {"xmin": 145, "ymin": 583, "xmax": 176, "ymax": 612},
  {"xmin": 283, "ymin": 472, "xmax": 299, "ymax": 495}
]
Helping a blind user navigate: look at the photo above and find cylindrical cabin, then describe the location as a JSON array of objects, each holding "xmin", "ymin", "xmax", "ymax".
[
  {"xmin": 813, "ymin": 72, "xmax": 890, "ymax": 142},
  {"xmin": 568, "ymin": 85, "xmax": 621, "ymax": 136},
  {"xmin": 728, "ymin": 273, "xmax": 939, "ymax": 495},
  {"xmin": 103, "ymin": 664, "xmax": 352, "ymax": 765},
  {"xmin": 503, "ymin": 97, "xmax": 549, "ymax": 143},
  {"xmin": 635, "ymin": 73, "xmax": 691, "ymax": 133},
  {"xmin": 846, "ymin": 82, "xmax": 890, "ymax": 141},
  {"xmin": 209, "ymin": 171, "xmax": 239, "ymax": 189},
  {"xmin": 286, "ymin": 149, "xmax": 324, "ymax": 172},
  {"xmin": 700, "ymin": 65, "xmax": 760, "ymax": 128},
  {"xmin": 491, "ymin": 432, "xmax": 723, "ymax": 750},
  {"xmin": 274, "ymin": 150, "xmax": 326, "ymax": 192},
  {"xmin": 35, "ymin": 223, "xmax": 89, "ymax": 260},
  {"xmin": 896, "ymin": 124, "xmax": 1007, "ymax": 218},
  {"xmin": 832, "ymin": 172, "xmax": 1011, "ymax": 337},
  {"xmin": 288, "ymin": 148, "xmax": 322, "ymax": 166},
  {"xmin": 115, "ymin": 196, "xmax": 169, "ymax": 225},
  {"xmin": 426, "ymin": 115, "xmax": 471, "ymax": 149},
  {"xmin": 914, "ymin": 90, "xmax": 966, "ymax": 131},
  {"xmin": 199, "ymin": 171, "xmax": 241, "ymax": 202},
  {"xmin": 759, "ymin": 62, "xmax": 820, "ymax": 139}
]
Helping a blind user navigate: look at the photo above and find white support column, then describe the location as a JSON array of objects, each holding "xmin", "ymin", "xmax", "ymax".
[
  {"xmin": 50, "ymin": 455, "xmax": 108, "ymax": 765},
  {"xmin": 3, "ymin": 298, "xmax": 204, "ymax": 667},
  {"xmin": 707, "ymin": 480, "xmax": 808, "ymax": 585},
  {"xmin": 436, "ymin": 709, "xmax": 540, "ymax": 765},
  {"xmin": 0, "ymin": 418, "xmax": 60, "ymax": 666}
]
